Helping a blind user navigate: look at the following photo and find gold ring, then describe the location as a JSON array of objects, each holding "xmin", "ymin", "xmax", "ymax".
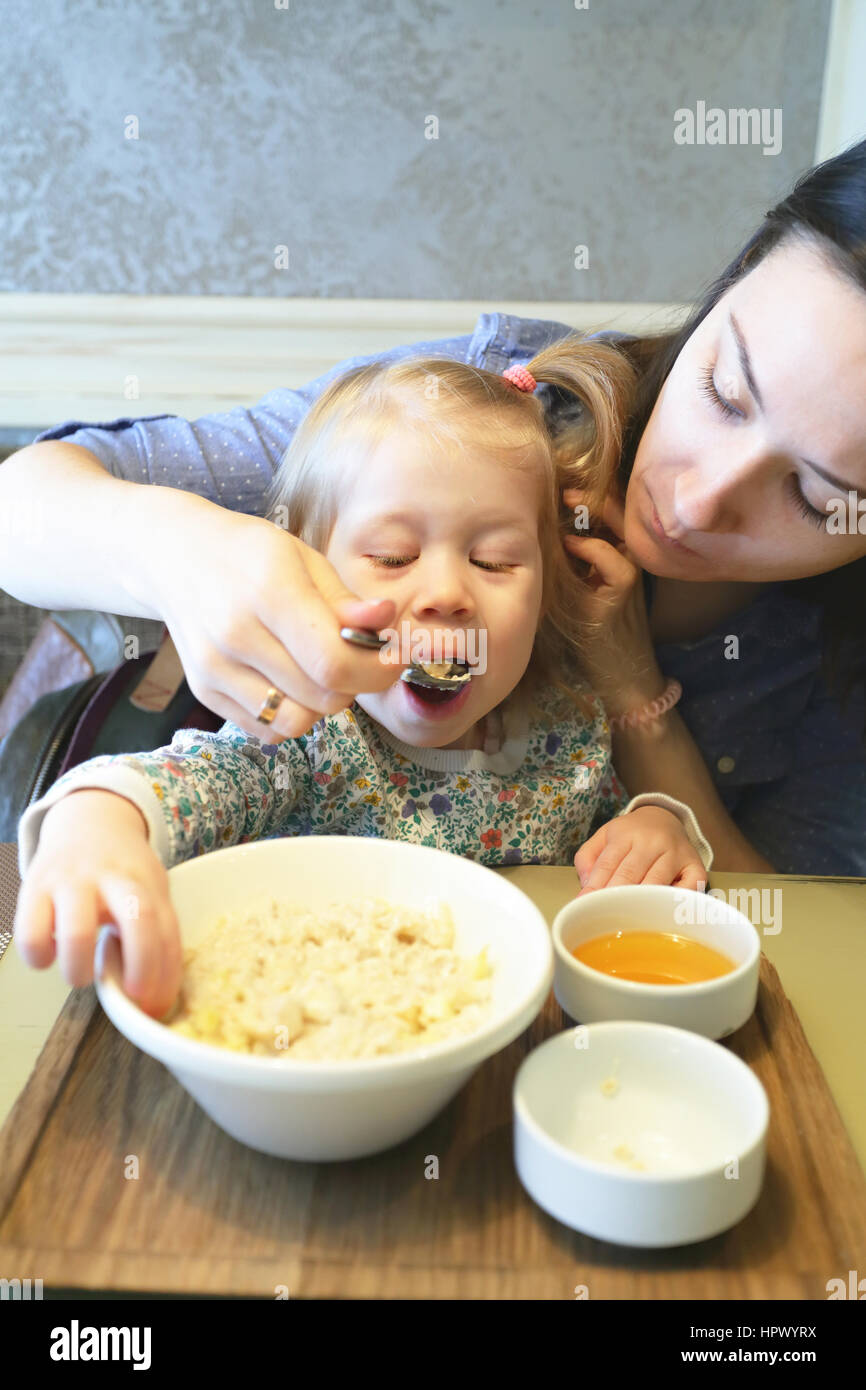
[{"xmin": 256, "ymin": 685, "xmax": 285, "ymax": 725}]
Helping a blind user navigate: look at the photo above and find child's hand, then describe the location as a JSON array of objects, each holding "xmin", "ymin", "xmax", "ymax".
[
  {"xmin": 15, "ymin": 789, "xmax": 183, "ymax": 1019},
  {"xmin": 574, "ymin": 806, "xmax": 706, "ymax": 894}
]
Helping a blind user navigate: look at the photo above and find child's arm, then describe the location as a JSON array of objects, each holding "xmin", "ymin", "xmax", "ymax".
[
  {"xmin": 15, "ymin": 786, "xmax": 182, "ymax": 1020},
  {"xmin": 14, "ymin": 724, "xmax": 314, "ymax": 1017},
  {"xmin": 18, "ymin": 721, "xmax": 313, "ymax": 875}
]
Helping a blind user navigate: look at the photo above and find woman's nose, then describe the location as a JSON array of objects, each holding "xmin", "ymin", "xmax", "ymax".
[{"xmin": 672, "ymin": 446, "xmax": 760, "ymax": 535}]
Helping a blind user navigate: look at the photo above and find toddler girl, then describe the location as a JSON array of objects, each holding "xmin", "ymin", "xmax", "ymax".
[{"xmin": 15, "ymin": 336, "xmax": 712, "ymax": 1017}]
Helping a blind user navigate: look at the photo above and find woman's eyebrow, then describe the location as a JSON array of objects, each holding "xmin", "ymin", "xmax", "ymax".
[
  {"xmin": 802, "ymin": 458, "xmax": 866, "ymax": 504},
  {"xmin": 729, "ymin": 311, "xmax": 865, "ymax": 503},
  {"xmin": 729, "ymin": 312, "xmax": 764, "ymax": 410}
]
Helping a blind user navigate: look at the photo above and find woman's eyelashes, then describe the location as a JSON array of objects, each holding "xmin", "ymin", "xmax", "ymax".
[
  {"xmin": 699, "ymin": 362, "xmax": 743, "ymax": 420},
  {"xmin": 365, "ymin": 555, "xmax": 514, "ymax": 571},
  {"xmin": 700, "ymin": 362, "xmax": 828, "ymax": 531},
  {"xmin": 787, "ymin": 476, "xmax": 828, "ymax": 529}
]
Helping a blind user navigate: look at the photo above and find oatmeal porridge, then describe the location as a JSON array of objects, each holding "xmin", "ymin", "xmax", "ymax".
[{"xmin": 165, "ymin": 896, "xmax": 493, "ymax": 1060}]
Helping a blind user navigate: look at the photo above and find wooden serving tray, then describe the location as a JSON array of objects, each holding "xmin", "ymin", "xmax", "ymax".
[{"xmin": 1, "ymin": 954, "xmax": 864, "ymax": 1299}]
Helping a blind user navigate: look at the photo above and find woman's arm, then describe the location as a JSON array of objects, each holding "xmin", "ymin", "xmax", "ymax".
[
  {"xmin": 562, "ymin": 488, "xmax": 777, "ymax": 874},
  {"xmin": 0, "ymin": 440, "xmax": 205, "ymax": 615},
  {"xmin": 0, "ymin": 437, "xmax": 407, "ymax": 739},
  {"xmin": 608, "ymin": 704, "xmax": 776, "ymax": 873},
  {"xmin": 1, "ymin": 321, "xmax": 477, "ymax": 611},
  {"xmin": 1, "ymin": 328, "xmax": 483, "ymax": 735}
]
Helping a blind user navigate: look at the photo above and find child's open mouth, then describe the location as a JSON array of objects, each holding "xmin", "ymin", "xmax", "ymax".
[
  {"xmin": 406, "ymin": 681, "xmax": 462, "ymax": 703},
  {"xmin": 401, "ymin": 676, "xmax": 474, "ymax": 719}
]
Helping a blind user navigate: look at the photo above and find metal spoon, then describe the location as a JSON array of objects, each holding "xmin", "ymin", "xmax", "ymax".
[{"xmin": 339, "ymin": 627, "xmax": 472, "ymax": 689}]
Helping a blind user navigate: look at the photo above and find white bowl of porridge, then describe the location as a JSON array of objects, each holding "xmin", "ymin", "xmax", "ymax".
[{"xmin": 94, "ymin": 836, "xmax": 554, "ymax": 1160}]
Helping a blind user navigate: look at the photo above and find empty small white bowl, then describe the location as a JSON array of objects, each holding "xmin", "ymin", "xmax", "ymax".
[
  {"xmin": 94, "ymin": 835, "xmax": 554, "ymax": 1161},
  {"xmin": 514, "ymin": 1021, "xmax": 769, "ymax": 1247},
  {"xmin": 553, "ymin": 884, "xmax": 760, "ymax": 1040}
]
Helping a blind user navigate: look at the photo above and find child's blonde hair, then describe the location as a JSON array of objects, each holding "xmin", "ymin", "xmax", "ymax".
[{"xmin": 264, "ymin": 333, "xmax": 636, "ymax": 714}]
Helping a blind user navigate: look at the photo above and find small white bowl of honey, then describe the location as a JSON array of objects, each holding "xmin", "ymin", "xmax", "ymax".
[{"xmin": 551, "ymin": 885, "xmax": 760, "ymax": 1040}]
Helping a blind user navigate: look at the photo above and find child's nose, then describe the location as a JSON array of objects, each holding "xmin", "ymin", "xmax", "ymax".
[{"xmin": 409, "ymin": 563, "xmax": 475, "ymax": 619}]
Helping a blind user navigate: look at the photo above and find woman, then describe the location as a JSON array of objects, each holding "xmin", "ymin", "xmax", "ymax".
[{"xmin": 2, "ymin": 141, "xmax": 865, "ymax": 875}]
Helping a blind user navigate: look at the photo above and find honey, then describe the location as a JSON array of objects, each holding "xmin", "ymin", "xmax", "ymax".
[{"xmin": 572, "ymin": 928, "xmax": 736, "ymax": 985}]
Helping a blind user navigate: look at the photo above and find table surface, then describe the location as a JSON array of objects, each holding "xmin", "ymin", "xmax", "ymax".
[{"xmin": 1, "ymin": 853, "xmax": 864, "ymax": 1172}]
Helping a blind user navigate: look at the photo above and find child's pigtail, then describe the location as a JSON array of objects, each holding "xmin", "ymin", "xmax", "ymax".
[
  {"xmin": 525, "ymin": 332, "xmax": 638, "ymax": 522},
  {"xmin": 512, "ymin": 333, "xmax": 638, "ymax": 715}
]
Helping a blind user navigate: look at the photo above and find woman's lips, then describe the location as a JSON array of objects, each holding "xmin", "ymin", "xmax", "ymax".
[
  {"xmin": 644, "ymin": 488, "xmax": 699, "ymax": 556},
  {"xmin": 399, "ymin": 675, "xmax": 474, "ymax": 721}
]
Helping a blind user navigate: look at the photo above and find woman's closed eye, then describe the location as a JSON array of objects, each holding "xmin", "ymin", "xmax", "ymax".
[
  {"xmin": 699, "ymin": 362, "xmax": 744, "ymax": 421},
  {"xmin": 700, "ymin": 363, "xmax": 829, "ymax": 531},
  {"xmin": 787, "ymin": 476, "xmax": 828, "ymax": 529},
  {"xmin": 365, "ymin": 555, "xmax": 515, "ymax": 571}
]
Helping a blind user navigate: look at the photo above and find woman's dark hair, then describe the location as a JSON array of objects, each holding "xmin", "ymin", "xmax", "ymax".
[{"xmin": 616, "ymin": 137, "xmax": 866, "ymax": 738}]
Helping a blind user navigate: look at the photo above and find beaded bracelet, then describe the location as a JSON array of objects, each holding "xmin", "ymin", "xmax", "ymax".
[{"xmin": 609, "ymin": 677, "xmax": 683, "ymax": 731}]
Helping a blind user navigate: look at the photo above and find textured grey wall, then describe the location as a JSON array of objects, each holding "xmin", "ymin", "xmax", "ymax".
[{"xmin": 1, "ymin": 0, "xmax": 831, "ymax": 300}]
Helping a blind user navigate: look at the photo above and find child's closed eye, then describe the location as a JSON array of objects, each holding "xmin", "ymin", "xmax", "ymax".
[{"xmin": 365, "ymin": 555, "xmax": 516, "ymax": 572}]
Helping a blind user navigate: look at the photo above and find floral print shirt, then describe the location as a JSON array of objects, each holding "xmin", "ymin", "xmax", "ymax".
[{"xmin": 18, "ymin": 675, "xmax": 711, "ymax": 875}]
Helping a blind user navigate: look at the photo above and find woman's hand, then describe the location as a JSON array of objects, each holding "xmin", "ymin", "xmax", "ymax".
[
  {"xmin": 14, "ymin": 789, "xmax": 182, "ymax": 1020},
  {"xmin": 562, "ymin": 487, "xmax": 666, "ymax": 719},
  {"xmin": 574, "ymin": 805, "xmax": 707, "ymax": 894},
  {"xmin": 136, "ymin": 498, "xmax": 403, "ymax": 740}
]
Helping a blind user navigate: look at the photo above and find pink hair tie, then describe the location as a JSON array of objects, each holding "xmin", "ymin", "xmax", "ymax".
[
  {"xmin": 609, "ymin": 678, "xmax": 683, "ymax": 732},
  {"xmin": 502, "ymin": 364, "xmax": 537, "ymax": 393}
]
